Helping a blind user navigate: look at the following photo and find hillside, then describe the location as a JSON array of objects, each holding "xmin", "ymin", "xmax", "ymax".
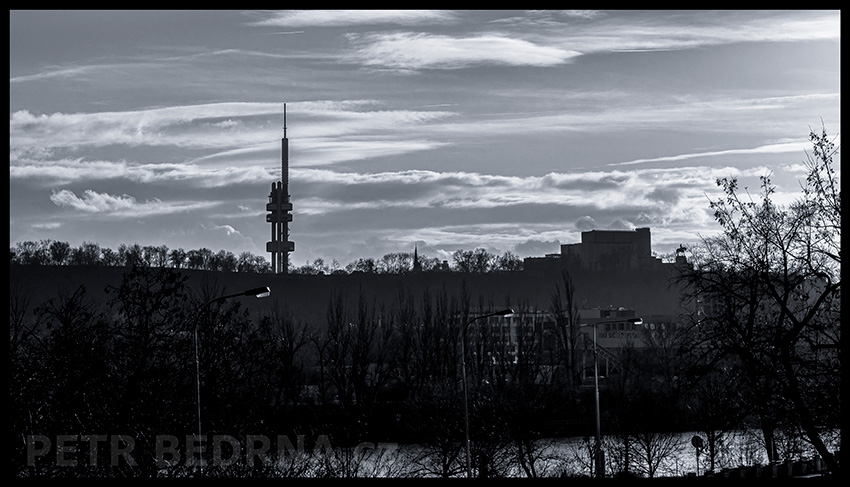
[{"xmin": 9, "ymin": 262, "xmax": 689, "ymax": 326}]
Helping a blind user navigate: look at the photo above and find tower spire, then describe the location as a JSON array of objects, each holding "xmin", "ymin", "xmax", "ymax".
[{"xmin": 266, "ymin": 103, "xmax": 294, "ymax": 274}]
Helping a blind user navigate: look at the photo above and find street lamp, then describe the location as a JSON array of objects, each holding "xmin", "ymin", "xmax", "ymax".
[
  {"xmin": 460, "ymin": 308, "xmax": 514, "ymax": 478},
  {"xmin": 580, "ymin": 317, "xmax": 642, "ymax": 478},
  {"xmin": 193, "ymin": 286, "xmax": 270, "ymax": 476}
]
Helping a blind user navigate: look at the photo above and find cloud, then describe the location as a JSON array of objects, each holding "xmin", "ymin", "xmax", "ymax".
[
  {"xmin": 513, "ymin": 238, "xmax": 561, "ymax": 257},
  {"xmin": 557, "ymin": 10, "xmax": 604, "ymax": 20},
  {"xmin": 50, "ymin": 189, "xmax": 216, "ymax": 217},
  {"xmin": 250, "ymin": 11, "xmax": 842, "ymax": 74},
  {"xmin": 545, "ymin": 10, "xmax": 840, "ymax": 55},
  {"xmin": 12, "ymin": 157, "xmax": 274, "ymax": 187},
  {"xmin": 10, "ymin": 64, "xmax": 116, "ymax": 84},
  {"xmin": 9, "ymin": 48, "xmax": 326, "ymax": 85},
  {"xmin": 10, "ymin": 95, "xmax": 832, "ymax": 183},
  {"xmin": 9, "ymin": 102, "xmax": 459, "ymax": 191},
  {"xmin": 248, "ymin": 10, "xmax": 457, "ymax": 27},
  {"xmin": 609, "ymin": 218, "xmax": 636, "ymax": 230},
  {"xmin": 7, "ymin": 100, "xmax": 375, "ymax": 151},
  {"xmin": 646, "ymin": 186, "xmax": 682, "ymax": 205},
  {"xmin": 575, "ymin": 216, "xmax": 599, "ymax": 231},
  {"xmin": 214, "ymin": 224, "xmax": 239, "ymax": 235},
  {"xmin": 608, "ymin": 140, "xmax": 815, "ymax": 167},
  {"xmin": 9, "ymin": 101, "xmax": 455, "ymax": 164},
  {"xmin": 290, "ymin": 163, "xmax": 796, "ymax": 218},
  {"xmin": 247, "ymin": 10, "xmax": 839, "ymax": 49},
  {"xmin": 293, "ymin": 137, "xmax": 449, "ymax": 167},
  {"xmin": 32, "ymin": 222, "xmax": 62, "ymax": 230},
  {"xmin": 413, "ymin": 92, "xmax": 838, "ymax": 142},
  {"xmin": 348, "ymin": 32, "xmax": 582, "ymax": 71}
]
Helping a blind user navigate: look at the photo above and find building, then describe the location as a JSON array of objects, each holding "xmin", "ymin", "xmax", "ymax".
[
  {"xmin": 524, "ymin": 227, "xmax": 668, "ymax": 272},
  {"xmin": 464, "ymin": 307, "xmax": 683, "ymax": 384},
  {"xmin": 266, "ymin": 105, "xmax": 295, "ymax": 274}
]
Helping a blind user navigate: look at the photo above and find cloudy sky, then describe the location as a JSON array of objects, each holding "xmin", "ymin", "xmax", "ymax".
[{"xmin": 10, "ymin": 10, "xmax": 841, "ymax": 268}]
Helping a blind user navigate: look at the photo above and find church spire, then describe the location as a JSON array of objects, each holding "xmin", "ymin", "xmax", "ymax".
[{"xmin": 412, "ymin": 243, "xmax": 422, "ymax": 273}]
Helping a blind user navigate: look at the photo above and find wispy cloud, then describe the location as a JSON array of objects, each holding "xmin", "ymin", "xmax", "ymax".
[
  {"xmin": 40, "ymin": 159, "xmax": 780, "ymax": 223},
  {"xmin": 11, "ymin": 157, "xmax": 275, "ymax": 187},
  {"xmin": 10, "ymin": 94, "xmax": 834, "ymax": 161},
  {"xmin": 32, "ymin": 222, "xmax": 62, "ymax": 230},
  {"xmin": 248, "ymin": 10, "xmax": 457, "ymax": 27},
  {"xmin": 291, "ymin": 164, "xmax": 779, "ymax": 215},
  {"xmin": 9, "ymin": 103, "xmax": 281, "ymax": 150},
  {"xmin": 12, "ymin": 94, "xmax": 831, "ymax": 189},
  {"xmin": 249, "ymin": 10, "xmax": 840, "ymax": 73},
  {"xmin": 542, "ymin": 10, "xmax": 840, "ymax": 54},
  {"xmin": 9, "ymin": 101, "xmax": 452, "ymax": 153},
  {"xmin": 557, "ymin": 10, "xmax": 604, "ymax": 20},
  {"xmin": 608, "ymin": 141, "xmax": 813, "ymax": 167},
  {"xmin": 9, "ymin": 102, "xmax": 458, "ymax": 188},
  {"xmin": 347, "ymin": 32, "xmax": 582, "ymax": 71},
  {"xmin": 10, "ymin": 64, "xmax": 117, "ymax": 83},
  {"xmin": 50, "ymin": 189, "xmax": 216, "ymax": 217},
  {"xmin": 212, "ymin": 223, "xmax": 243, "ymax": 237},
  {"xmin": 9, "ymin": 48, "xmax": 323, "ymax": 85},
  {"xmin": 288, "ymin": 159, "xmax": 803, "ymax": 260}
]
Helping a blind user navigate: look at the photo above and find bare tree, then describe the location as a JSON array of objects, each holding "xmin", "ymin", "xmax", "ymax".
[
  {"xmin": 345, "ymin": 257, "xmax": 378, "ymax": 274},
  {"xmin": 378, "ymin": 252, "xmax": 413, "ymax": 274},
  {"xmin": 48, "ymin": 240, "xmax": 71, "ymax": 265},
  {"xmin": 169, "ymin": 247, "xmax": 188, "ymax": 268},
  {"xmin": 549, "ymin": 270, "xmax": 582, "ymax": 388},
  {"xmin": 452, "ymin": 248, "xmax": 495, "ymax": 273},
  {"xmin": 685, "ymin": 365, "xmax": 749, "ymax": 472},
  {"xmin": 318, "ymin": 288, "xmax": 396, "ymax": 444},
  {"xmin": 677, "ymin": 126, "xmax": 841, "ymax": 474},
  {"xmin": 68, "ymin": 241, "xmax": 102, "ymax": 266},
  {"xmin": 494, "ymin": 250, "xmax": 523, "ymax": 272},
  {"xmin": 14, "ymin": 240, "xmax": 48, "ymax": 265},
  {"xmin": 606, "ymin": 343, "xmax": 685, "ymax": 478}
]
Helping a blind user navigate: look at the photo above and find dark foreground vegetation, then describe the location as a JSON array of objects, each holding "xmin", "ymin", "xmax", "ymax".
[{"xmin": 9, "ymin": 128, "xmax": 840, "ymax": 478}]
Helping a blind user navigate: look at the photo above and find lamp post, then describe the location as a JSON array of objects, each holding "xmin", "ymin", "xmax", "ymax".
[
  {"xmin": 460, "ymin": 308, "xmax": 514, "ymax": 478},
  {"xmin": 194, "ymin": 286, "xmax": 270, "ymax": 477},
  {"xmin": 580, "ymin": 317, "xmax": 642, "ymax": 478}
]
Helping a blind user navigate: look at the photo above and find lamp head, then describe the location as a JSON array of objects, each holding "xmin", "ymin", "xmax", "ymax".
[{"xmin": 244, "ymin": 286, "xmax": 271, "ymax": 298}]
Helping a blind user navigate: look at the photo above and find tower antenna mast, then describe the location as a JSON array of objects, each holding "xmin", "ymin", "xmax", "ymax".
[{"xmin": 266, "ymin": 103, "xmax": 294, "ymax": 273}]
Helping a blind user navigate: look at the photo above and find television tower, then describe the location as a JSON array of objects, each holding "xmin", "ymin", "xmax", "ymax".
[{"xmin": 266, "ymin": 104, "xmax": 295, "ymax": 273}]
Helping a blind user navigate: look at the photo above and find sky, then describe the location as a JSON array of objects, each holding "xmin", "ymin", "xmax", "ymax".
[{"xmin": 9, "ymin": 10, "xmax": 841, "ymax": 268}]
